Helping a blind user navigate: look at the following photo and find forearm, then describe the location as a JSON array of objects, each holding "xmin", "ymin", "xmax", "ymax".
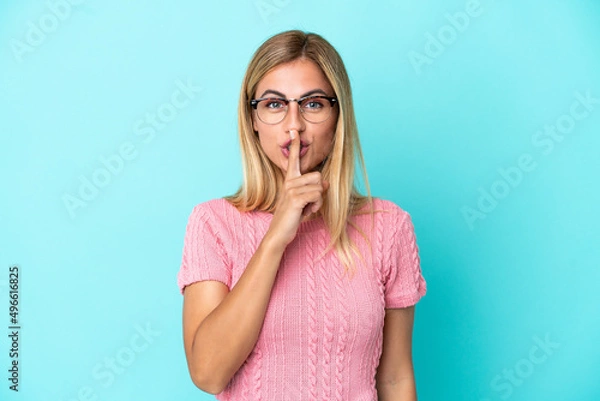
[
  {"xmin": 191, "ymin": 232, "xmax": 286, "ymax": 393},
  {"xmin": 377, "ymin": 376, "xmax": 417, "ymax": 401}
]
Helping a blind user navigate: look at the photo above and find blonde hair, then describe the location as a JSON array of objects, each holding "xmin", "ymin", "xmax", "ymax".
[{"xmin": 224, "ymin": 30, "xmax": 388, "ymax": 278}]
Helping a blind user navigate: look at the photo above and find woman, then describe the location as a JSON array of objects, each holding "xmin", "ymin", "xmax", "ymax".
[{"xmin": 177, "ymin": 30, "xmax": 427, "ymax": 400}]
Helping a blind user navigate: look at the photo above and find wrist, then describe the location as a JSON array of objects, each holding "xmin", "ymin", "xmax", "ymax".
[{"xmin": 261, "ymin": 231, "xmax": 287, "ymax": 255}]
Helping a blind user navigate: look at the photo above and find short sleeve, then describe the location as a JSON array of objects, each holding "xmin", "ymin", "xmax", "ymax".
[
  {"xmin": 383, "ymin": 208, "xmax": 427, "ymax": 308},
  {"xmin": 177, "ymin": 203, "xmax": 232, "ymax": 295}
]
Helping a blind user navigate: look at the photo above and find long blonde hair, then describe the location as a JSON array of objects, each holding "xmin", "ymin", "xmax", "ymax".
[{"xmin": 224, "ymin": 30, "xmax": 388, "ymax": 278}]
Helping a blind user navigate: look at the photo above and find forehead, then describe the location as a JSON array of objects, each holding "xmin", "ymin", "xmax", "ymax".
[{"xmin": 255, "ymin": 58, "xmax": 333, "ymax": 96}]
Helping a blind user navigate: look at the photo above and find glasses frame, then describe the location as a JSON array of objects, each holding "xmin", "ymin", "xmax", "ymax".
[{"xmin": 249, "ymin": 95, "xmax": 338, "ymax": 125}]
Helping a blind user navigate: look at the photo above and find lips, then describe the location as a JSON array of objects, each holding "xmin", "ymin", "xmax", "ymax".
[
  {"xmin": 281, "ymin": 138, "xmax": 309, "ymax": 157},
  {"xmin": 281, "ymin": 139, "xmax": 308, "ymax": 149},
  {"xmin": 281, "ymin": 145, "xmax": 309, "ymax": 158}
]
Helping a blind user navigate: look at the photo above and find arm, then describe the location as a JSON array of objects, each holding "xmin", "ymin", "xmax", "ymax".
[
  {"xmin": 376, "ymin": 305, "xmax": 418, "ymax": 401},
  {"xmin": 182, "ymin": 233, "xmax": 286, "ymax": 394}
]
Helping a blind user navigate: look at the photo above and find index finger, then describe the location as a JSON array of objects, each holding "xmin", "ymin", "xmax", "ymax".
[{"xmin": 286, "ymin": 129, "xmax": 301, "ymax": 179}]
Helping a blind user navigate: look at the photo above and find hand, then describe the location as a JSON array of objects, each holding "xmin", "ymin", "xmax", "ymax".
[{"xmin": 266, "ymin": 130, "xmax": 330, "ymax": 249}]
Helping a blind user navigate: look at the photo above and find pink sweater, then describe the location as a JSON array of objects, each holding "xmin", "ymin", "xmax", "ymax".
[{"xmin": 177, "ymin": 197, "xmax": 427, "ymax": 400}]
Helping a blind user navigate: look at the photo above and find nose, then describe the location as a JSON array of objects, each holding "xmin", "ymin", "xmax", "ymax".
[{"xmin": 283, "ymin": 100, "xmax": 305, "ymax": 133}]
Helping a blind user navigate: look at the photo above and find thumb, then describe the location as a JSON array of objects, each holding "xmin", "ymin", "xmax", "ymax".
[{"xmin": 323, "ymin": 180, "xmax": 330, "ymax": 191}]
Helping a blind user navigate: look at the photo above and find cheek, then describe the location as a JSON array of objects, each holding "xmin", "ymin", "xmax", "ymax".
[
  {"xmin": 315, "ymin": 128, "xmax": 335, "ymax": 156},
  {"xmin": 256, "ymin": 129, "xmax": 278, "ymax": 153}
]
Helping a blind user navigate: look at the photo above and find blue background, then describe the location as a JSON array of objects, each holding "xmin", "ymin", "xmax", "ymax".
[{"xmin": 1, "ymin": 0, "xmax": 599, "ymax": 400}]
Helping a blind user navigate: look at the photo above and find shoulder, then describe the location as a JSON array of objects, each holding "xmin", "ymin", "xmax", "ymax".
[
  {"xmin": 187, "ymin": 197, "xmax": 255, "ymax": 239},
  {"xmin": 189, "ymin": 197, "xmax": 239, "ymax": 218},
  {"xmin": 185, "ymin": 198, "xmax": 238, "ymax": 232},
  {"xmin": 369, "ymin": 197, "xmax": 411, "ymax": 224}
]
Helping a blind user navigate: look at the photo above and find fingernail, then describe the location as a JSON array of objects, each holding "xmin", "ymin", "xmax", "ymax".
[{"xmin": 290, "ymin": 130, "xmax": 296, "ymax": 139}]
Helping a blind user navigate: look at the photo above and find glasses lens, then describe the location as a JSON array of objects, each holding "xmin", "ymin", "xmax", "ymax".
[
  {"xmin": 299, "ymin": 96, "xmax": 332, "ymax": 123},
  {"xmin": 257, "ymin": 98, "xmax": 287, "ymax": 124}
]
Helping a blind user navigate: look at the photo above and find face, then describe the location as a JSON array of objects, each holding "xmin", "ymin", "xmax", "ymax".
[{"xmin": 252, "ymin": 58, "xmax": 338, "ymax": 177}]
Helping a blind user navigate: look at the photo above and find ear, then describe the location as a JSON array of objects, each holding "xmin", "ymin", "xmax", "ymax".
[{"xmin": 252, "ymin": 116, "xmax": 258, "ymax": 133}]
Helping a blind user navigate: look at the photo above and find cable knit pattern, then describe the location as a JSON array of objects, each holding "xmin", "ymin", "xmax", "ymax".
[
  {"xmin": 333, "ymin": 252, "xmax": 350, "ymax": 401},
  {"xmin": 319, "ymin": 231, "xmax": 333, "ymax": 400},
  {"xmin": 177, "ymin": 197, "xmax": 427, "ymax": 400},
  {"xmin": 252, "ymin": 347, "xmax": 262, "ymax": 398},
  {"xmin": 306, "ymin": 233, "xmax": 319, "ymax": 400}
]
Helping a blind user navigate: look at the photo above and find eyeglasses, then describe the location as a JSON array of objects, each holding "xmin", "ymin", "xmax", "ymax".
[{"xmin": 250, "ymin": 95, "xmax": 338, "ymax": 125}]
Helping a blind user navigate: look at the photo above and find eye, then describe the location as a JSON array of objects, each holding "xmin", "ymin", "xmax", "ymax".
[
  {"xmin": 264, "ymin": 99, "xmax": 285, "ymax": 109},
  {"xmin": 302, "ymin": 97, "xmax": 325, "ymax": 110}
]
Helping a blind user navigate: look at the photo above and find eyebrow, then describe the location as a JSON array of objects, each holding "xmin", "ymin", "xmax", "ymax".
[{"xmin": 258, "ymin": 88, "xmax": 329, "ymax": 98}]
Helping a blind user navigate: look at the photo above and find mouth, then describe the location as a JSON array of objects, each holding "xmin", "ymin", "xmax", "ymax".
[
  {"xmin": 283, "ymin": 144, "xmax": 308, "ymax": 152},
  {"xmin": 282, "ymin": 139, "xmax": 308, "ymax": 149},
  {"xmin": 281, "ymin": 143, "xmax": 309, "ymax": 157}
]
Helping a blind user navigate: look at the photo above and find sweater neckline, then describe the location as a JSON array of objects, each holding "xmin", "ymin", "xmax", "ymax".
[
  {"xmin": 252, "ymin": 209, "xmax": 325, "ymax": 233},
  {"xmin": 218, "ymin": 198, "xmax": 325, "ymax": 232}
]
